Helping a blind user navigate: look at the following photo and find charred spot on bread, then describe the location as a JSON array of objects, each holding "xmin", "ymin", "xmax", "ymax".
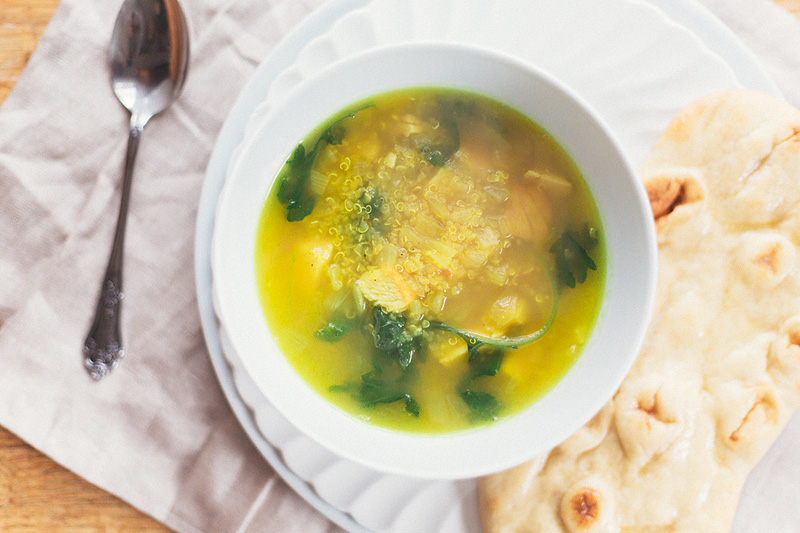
[
  {"xmin": 645, "ymin": 173, "xmax": 704, "ymax": 220},
  {"xmin": 560, "ymin": 481, "xmax": 611, "ymax": 532},
  {"xmin": 571, "ymin": 489, "xmax": 600, "ymax": 524}
]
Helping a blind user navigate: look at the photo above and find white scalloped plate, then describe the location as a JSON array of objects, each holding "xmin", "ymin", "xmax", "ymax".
[
  {"xmin": 196, "ymin": 0, "xmax": 782, "ymax": 531},
  {"xmin": 244, "ymin": 0, "xmax": 747, "ymax": 167}
]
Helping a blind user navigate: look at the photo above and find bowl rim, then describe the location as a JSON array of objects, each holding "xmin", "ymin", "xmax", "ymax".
[{"xmin": 211, "ymin": 40, "xmax": 657, "ymax": 479}]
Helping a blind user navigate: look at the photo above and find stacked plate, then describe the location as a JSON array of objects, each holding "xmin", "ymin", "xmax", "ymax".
[{"xmin": 195, "ymin": 0, "xmax": 781, "ymax": 531}]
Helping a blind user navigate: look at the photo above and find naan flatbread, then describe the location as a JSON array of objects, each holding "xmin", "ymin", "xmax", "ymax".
[{"xmin": 479, "ymin": 90, "xmax": 800, "ymax": 532}]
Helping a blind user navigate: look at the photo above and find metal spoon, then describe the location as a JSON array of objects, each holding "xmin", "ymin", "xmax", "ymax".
[{"xmin": 83, "ymin": 0, "xmax": 190, "ymax": 380}]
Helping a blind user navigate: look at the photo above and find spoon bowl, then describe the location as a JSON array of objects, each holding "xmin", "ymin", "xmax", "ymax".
[
  {"xmin": 83, "ymin": 0, "xmax": 190, "ymax": 379},
  {"xmin": 110, "ymin": 0, "xmax": 190, "ymax": 124}
]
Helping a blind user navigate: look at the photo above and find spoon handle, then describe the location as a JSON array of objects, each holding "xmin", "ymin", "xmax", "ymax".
[{"xmin": 83, "ymin": 120, "xmax": 144, "ymax": 380}]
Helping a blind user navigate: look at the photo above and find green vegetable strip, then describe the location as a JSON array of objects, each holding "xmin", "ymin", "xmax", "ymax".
[
  {"xmin": 429, "ymin": 254, "xmax": 559, "ymax": 350},
  {"xmin": 429, "ymin": 301, "xmax": 556, "ymax": 350},
  {"xmin": 313, "ymin": 318, "xmax": 355, "ymax": 342}
]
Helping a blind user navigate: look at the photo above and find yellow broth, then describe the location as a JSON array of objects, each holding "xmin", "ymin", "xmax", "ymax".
[{"xmin": 255, "ymin": 88, "xmax": 605, "ymax": 433}]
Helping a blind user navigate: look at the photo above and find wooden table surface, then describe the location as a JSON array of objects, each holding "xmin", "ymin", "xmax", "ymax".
[{"xmin": 1, "ymin": 0, "xmax": 799, "ymax": 531}]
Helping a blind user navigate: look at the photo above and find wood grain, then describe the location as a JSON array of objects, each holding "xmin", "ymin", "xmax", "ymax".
[
  {"xmin": 0, "ymin": 0, "xmax": 169, "ymax": 530},
  {"xmin": 0, "ymin": 428, "xmax": 168, "ymax": 531},
  {"xmin": 775, "ymin": 0, "xmax": 800, "ymax": 17},
  {"xmin": 0, "ymin": 0, "xmax": 57, "ymax": 102}
]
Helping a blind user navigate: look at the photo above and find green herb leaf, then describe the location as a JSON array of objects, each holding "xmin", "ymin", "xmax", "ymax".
[
  {"xmin": 276, "ymin": 107, "xmax": 371, "ymax": 222},
  {"xmin": 319, "ymin": 105, "xmax": 373, "ymax": 146},
  {"xmin": 550, "ymin": 231, "xmax": 597, "ymax": 289},
  {"xmin": 460, "ymin": 390, "xmax": 500, "ymax": 420},
  {"xmin": 359, "ymin": 371, "xmax": 404, "ymax": 404},
  {"xmin": 313, "ymin": 317, "xmax": 356, "ymax": 343},
  {"xmin": 321, "ymin": 124, "xmax": 346, "ymax": 145},
  {"xmin": 469, "ymin": 349, "xmax": 504, "ymax": 378},
  {"xmin": 328, "ymin": 382, "xmax": 357, "ymax": 394},
  {"xmin": 429, "ymin": 292, "xmax": 557, "ymax": 351},
  {"xmin": 413, "ymin": 118, "xmax": 460, "ymax": 167},
  {"xmin": 276, "ymin": 142, "xmax": 320, "ymax": 222},
  {"xmin": 466, "ymin": 340, "xmax": 485, "ymax": 361},
  {"xmin": 404, "ymin": 396, "xmax": 420, "ymax": 416},
  {"xmin": 276, "ymin": 144, "xmax": 310, "ymax": 203},
  {"xmin": 329, "ymin": 375, "xmax": 419, "ymax": 417},
  {"xmin": 429, "ymin": 250, "xmax": 559, "ymax": 350},
  {"xmin": 358, "ymin": 185, "xmax": 383, "ymax": 221},
  {"xmin": 372, "ymin": 306, "xmax": 415, "ymax": 370},
  {"xmin": 358, "ymin": 371, "xmax": 420, "ymax": 417}
]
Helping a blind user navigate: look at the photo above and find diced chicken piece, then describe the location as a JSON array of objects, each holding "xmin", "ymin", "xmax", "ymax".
[
  {"xmin": 356, "ymin": 269, "xmax": 416, "ymax": 313},
  {"xmin": 486, "ymin": 264, "xmax": 509, "ymax": 286},
  {"xmin": 504, "ymin": 184, "xmax": 552, "ymax": 244},
  {"xmin": 462, "ymin": 248, "xmax": 489, "ymax": 269},
  {"xmin": 460, "ymin": 134, "xmax": 495, "ymax": 170},
  {"xmin": 457, "ymin": 118, "xmax": 510, "ymax": 170},
  {"xmin": 426, "ymin": 249, "xmax": 453, "ymax": 270},
  {"xmin": 486, "ymin": 295, "xmax": 526, "ymax": 329},
  {"xmin": 475, "ymin": 227, "xmax": 500, "ymax": 248},
  {"xmin": 524, "ymin": 169, "xmax": 574, "ymax": 197},
  {"xmin": 396, "ymin": 114, "xmax": 427, "ymax": 137},
  {"xmin": 351, "ymin": 132, "xmax": 381, "ymax": 160},
  {"xmin": 383, "ymin": 151, "xmax": 397, "ymax": 168},
  {"xmin": 414, "ymin": 212, "xmax": 444, "ymax": 239},
  {"xmin": 427, "ymin": 196, "xmax": 451, "ymax": 221},
  {"xmin": 428, "ymin": 167, "xmax": 455, "ymax": 191},
  {"xmin": 434, "ymin": 339, "xmax": 469, "ymax": 366}
]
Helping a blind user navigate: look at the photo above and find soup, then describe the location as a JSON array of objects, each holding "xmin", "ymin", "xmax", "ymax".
[{"xmin": 255, "ymin": 88, "xmax": 605, "ymax": 433}]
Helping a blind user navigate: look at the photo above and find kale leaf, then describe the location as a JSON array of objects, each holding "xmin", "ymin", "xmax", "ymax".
[
  {"xmin": 372, "ymin": 306, "xmax": 415, "ymax": 370},
  {"xmin": 460, "ymin": 389, "xmax": 500, "ymax": 420},
  {"xmin": 276, "ymin": 107, "xmax": 370, "ymax": 222},
  {"xmin": 455, "ymin": 349, "xmax": 504, "ymax": 420},
  {"xmin": 549, "ymin": 230, "xmax": 597, "ymax": 289},
  {"xmin": 329, "ymin": 372, "xmax": 420, "ymax": 417},
  {"xmin": 469, "ymin": 348, "xmax": 504, "ymax": 378},
  {"xmin": 320, "ymin": 123, "xmax": 346, "ymax": 145},
  {"xmin": 358, "ymin": 185, "xmax": 383, "ymax": 220},
  {"xmin": 276, "ymin": 143, "xmax": 319, "ymax": 222},
  {"xmin": 358, "ymin": 371, "xmax": 420, "ymax": 416},
  {"xmin": 415, "ymin": 118, "xmax": 460, "ymax": 167}
]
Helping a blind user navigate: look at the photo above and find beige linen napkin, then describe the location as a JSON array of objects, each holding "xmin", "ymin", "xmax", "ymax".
[
  {"xmin": 3, "ymin": 0, "xmax": 800, "ymax": 532},
  {"xmin": 0, "ymin": 0, "xmax": 341, "ymax": 531}
]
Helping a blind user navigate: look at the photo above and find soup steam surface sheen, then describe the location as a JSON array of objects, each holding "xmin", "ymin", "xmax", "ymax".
[{"xmin": 256, "ymin": 88, "xmax": 605, "ymax": 434}]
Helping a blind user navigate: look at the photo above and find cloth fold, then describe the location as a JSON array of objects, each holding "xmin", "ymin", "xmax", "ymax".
[
  {"xmin": 1, "ymin": 0, "xmax": 799, "ymax": 531},
  {"xmin": 1, "ymin": 0, "xmax": 339, "ymax": 530}
]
